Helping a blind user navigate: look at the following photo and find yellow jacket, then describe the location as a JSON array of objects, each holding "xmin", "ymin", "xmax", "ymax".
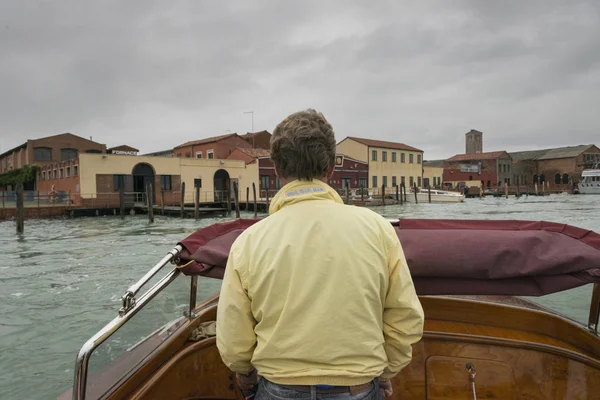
[{"xmin": 216, "ymin": 179, "xmax": 424, "ymax": 386}]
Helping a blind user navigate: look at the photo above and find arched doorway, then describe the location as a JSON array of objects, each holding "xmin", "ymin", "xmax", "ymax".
[
  {"xmin": 214, "ymin": 169, "xmax": 230, "ymax": 202},
  {"xmin": 555, "ymin": 173, "xmax": 561, "ymax": 184},
  {"xmin": 133, "ymin": 163, "xmax": 155, "ymax": 203},
  {"xmin": 533, "ymin": 174, "xmax": 538, "ymax": 184}
]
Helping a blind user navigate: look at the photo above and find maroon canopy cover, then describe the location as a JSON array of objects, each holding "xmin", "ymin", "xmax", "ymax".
[{"xmin": 177, "ymin": 218, "xmax": 600, "ymax": 296}]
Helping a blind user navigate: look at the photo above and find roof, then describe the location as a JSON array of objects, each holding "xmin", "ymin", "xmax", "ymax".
[
  {"xmin": 0, "ymin": 142, "xmax": 27, "ymax": 158},
  {"xmin": 241, "ymin": 130, "xmax": 271, "ymax": 138},
  {"xmin": 0, "ymin": 132, "xmax": 104, "ymax": 158},
  {"xmin": 233, "ymin": 147, "xmax": 271, "ymax": 158},
  {"xmin": 109, "ymin": 145, "xmax": 139, "ymax": 152},
  {"xmin": 423, "ymin": 159, "xmax": 445, "ymax": 168},
  {"xmin": 174, "ymin": 133, "xmax": 239, "ymax": 149},
  {"xmin": 143, "ymin": 149, "xmax": 174, "ymax": 157},
  {"xmin": 343, "ymin": 137, "xmax": 423, "ymax": 152},
  {"xmin": 509, "ymin": 145, "xmax": 596, "ymax": 161},
  {"xmin": 447, "ymin": 151, "xmax": 509, "ymax": 162}
]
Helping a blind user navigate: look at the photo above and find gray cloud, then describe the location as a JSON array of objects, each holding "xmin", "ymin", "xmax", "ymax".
[{"xmin": 1, "ymin": 0, "xmax": 598, "ymax": 159}]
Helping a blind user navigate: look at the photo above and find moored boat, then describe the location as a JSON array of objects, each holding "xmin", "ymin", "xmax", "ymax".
[
  {"xmin": 578, "ymin": 162, "xmax": 600, "ymax": 194},
  {"xmin": 60, "ymin": 218, "xmax": 600, "ymax": 400},
  {"xmin": 405, "ymin": 188, "xmax": 465, "ymax": 203}
]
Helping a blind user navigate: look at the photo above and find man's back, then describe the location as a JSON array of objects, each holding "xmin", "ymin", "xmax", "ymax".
[{"xmin": 217, "ymin": 179, "xmax": 424, "ymax": 386}]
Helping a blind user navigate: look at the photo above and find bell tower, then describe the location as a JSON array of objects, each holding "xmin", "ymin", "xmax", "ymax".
[{"xmin": 466, "ymin": 130, "xmax": 483, "ymax": 154}]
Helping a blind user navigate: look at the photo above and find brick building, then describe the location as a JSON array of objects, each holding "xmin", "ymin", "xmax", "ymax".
[
  {"xmin": 444, "ymin": 151, "xmax": 512, "ymax": 189},
  {"xmin": 241, "ymin": 131, "xmax": 272, "ymax": 150},
  {"xmin": 0, "ymin": 133, "xmax": 106, "ymax": 190},
  {"xmin": 173, "ymin": 133, "xmax": 251, "ymax": 160},
  {"xmin": 328, "ymin": 154, "xmax": 369, "ymax": 192},
  {"xmin": 227, "ymin": 148, "xmax": 279, "ymax": 197},
  {"xmin": 510, "ymin": 144, "xmax": 600, "ymax": 188}
]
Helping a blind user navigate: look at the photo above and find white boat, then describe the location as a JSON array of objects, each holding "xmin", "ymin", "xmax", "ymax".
[
  {"xmin": 406, "ymin": 188, "xmax": 465, "ymax": 203},
  {"xmin": 578, "ymin": 163, "xmax": 600, "ymax": 194}
]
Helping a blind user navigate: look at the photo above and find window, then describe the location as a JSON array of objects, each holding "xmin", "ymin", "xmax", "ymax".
[
  {"xmin": 359, "ymin": 178, "xmax": 367, "ymax": 188},
  {"xmin": 261, "ymin": 175, "xmax": 270, "ymax": 189},
  {"xmin": 372, "ymin": 150, "xmax": 377, "ymax": 161},
  {"xmin": 194, "ymin": 178, "xmax": 202, "ymax": 188},
  {"xmin": 161, "ymin": 175, "xmax": 172, "ymax": 190},
  {"xmin": 555, "ymin": 173, "xmax": 561, "ymax": 185},
  {"xmin": 392, "ymin": 176, "xmax": 397, "ymax": 187},
  {"xmin": 401, "ymin": 176, "xmax": 406, "ymax": 186},
  {"xmin": 275, "ymin": 176, "xmax": 281, "ymax": 189},
  {"xmin": 66, "ymin": 167, "xmax": 71, "ymax": 177},
  {"xmin": 195, "ymin": 152, "xmax": 203, "ymax": 159},
  {"xmin": 86, "ymin": 149, "xmax": 102, "ymax": 154},
  {"xmin": 53, "ymin": 169, "xmax": 57, "ymax": 179},
  {"xmin": 74, "ymin": 165, "xmax": 78, "ymax": 176},
  {"xmin": 34, "ymin": 147, "xmax": 52, "ymax": 161},
  {"xmin": 185, "ymin": 152, "xmax": 191, "ymax": 158},
  {"xmin": 562, "ymin": 174, "xmax": 569, "ymax": 184},
  {"xmin": 409, "ymin": 154, "xmax": 414, "ymax": 163},
  {"xmin": 42, "ymin": 171, "xmax": 46, "ymax": 180},
  {"xmin": 392, "ymin": 152, "xmax": 397, "ymax": 162},
  {"xmin": 207, "ymin": 150, "xmax": 214, "ymax": 159},
  {"xmin": 61, "ymin": 148, "xmax": 78, "ymax": 161},
  {"xmin": 469, "ymin": 175, "xmax": 473, "ymax": 181},
  {"xmin": 59, "ymin": 169, "xmax": 63, "ymax": 179},
  {"xmin": 382, "ymin": 176, "xmax": 387, "ymax": 187},
  {"xmin": 382, "ymin": 151, "xmax": 387, "ymax": 162},
  {"xmin": 424, "ymin": 178, "xmax": 430, "ymax": 187},
  {"xmin": 418, "ymin": 176, "xmax": 422, "ymax": 187},
  {"xmin": 533, "ymin": 174, "xmax": 538, "ymax": 184},
  {"xmin": 540, "ymin": 174, "xmax": 546, "ymax": 184},
  {"xmin": 372, "ymin": 176, "xmax": 377, "ymax": 188},
  {"xmin": 417, "ymin": 154, "xmax": 422, "ymax": 164},
  {"xmin": 401, "ymin": 153, "xmax": 405, "ymax": 163},
  {"xmin": 176, "ymin": 153, "xmax": 182, "ymax": 158},
  {"xmin": 409, "ymin": 176, "xmax": 414, "ymax": 187},
  {"xmin": 113, "ymin": 175, "xmax": 125, "ymax": 191}
]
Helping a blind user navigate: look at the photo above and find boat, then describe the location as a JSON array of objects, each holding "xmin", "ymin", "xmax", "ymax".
[
  {"xmin": 405, "ymin": 188, "xmax": 465, "ymax": 203},
  {"xmin": 59, "ymin": 218, "xmax": 600, "ymax": 399},
  {"xmin": 578, "ymin": 162, "xmax": 600, "ymax": 194}
]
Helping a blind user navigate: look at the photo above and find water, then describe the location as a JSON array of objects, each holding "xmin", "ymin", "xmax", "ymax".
[{"xmin": 0, "ymin": 194, "xmax": 598, "ymax": 399}]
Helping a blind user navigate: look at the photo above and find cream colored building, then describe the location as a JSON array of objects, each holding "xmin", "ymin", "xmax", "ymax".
[
  {"xmin": 336, "ymin": 137, "xmax": 424, "ymax": 191},
  {"xmin": 75, "ymin": 153, "xmax": 259, "ymax": 205},
  {"xmin": 423, "ymin": 160, "xmax": 444, "ymax": 188}
]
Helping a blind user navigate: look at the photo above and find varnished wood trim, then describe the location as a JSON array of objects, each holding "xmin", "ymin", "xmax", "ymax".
[
  {"xmin": 424, "ymin": 330, "xmax": 600, "ymax": 369},
  {"xmin": 420, "ymin": 296, "xmax": 600, "ymax": 357}
]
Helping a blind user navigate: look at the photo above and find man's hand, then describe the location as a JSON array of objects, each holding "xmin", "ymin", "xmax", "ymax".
[
  {"xmin": 236, "ymin": 369, "xmax": 259, "ymax": 392},
  {"xmin": 379, "ymin": 379, "xmax": 393, "ymax": 397}
]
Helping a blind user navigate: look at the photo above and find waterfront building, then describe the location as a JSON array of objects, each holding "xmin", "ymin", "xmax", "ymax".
[
  {"xmin": 423, "ymin": 160, "xmax": 444, "ymax": 188},
  {"xmin": 173, "ymin": 133, "xmax": 252, "ymax": 160},
  {"xmin": 329, "ymin": 154, "xmax": 369, "ymax": 193},
  {"xmin": 444, "ymin": 151, "xmax": 512, "ymax": 189},
  {"xmin": 38, "ymin": 153, "xmax": 259, "ymax": 207},
  {"xmin": 336, "ymin": 137, "xmax": 424, "ymax": 190},
  {"xmin": 227, "ymin": 148, "xmax": 277, "ymax": 197},
  {"xmin": 509, "ymin": 145, "xmax": 600, "ymax": 188}
]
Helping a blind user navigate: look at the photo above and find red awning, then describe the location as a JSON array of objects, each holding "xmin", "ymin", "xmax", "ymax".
[{"xmin": 177, "ymin": 218, "xmax": 600, "ymax": 296}]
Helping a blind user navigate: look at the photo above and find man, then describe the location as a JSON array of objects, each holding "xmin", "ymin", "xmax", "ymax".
[{"xmin": 216, "ymin": 109, "xmax": 424, "ymax": 400}]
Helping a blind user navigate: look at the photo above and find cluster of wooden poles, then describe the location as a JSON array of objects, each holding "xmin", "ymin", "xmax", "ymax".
[{"xmin": 346, "ymin": 183, "xmax": 429, "ymax": 205}]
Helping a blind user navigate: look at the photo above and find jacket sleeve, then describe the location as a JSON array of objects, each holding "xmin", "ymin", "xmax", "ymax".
[
  {"xmin": 216, "ymin": 243, "xmax": 257, "ymax": 374},
  {"xmin": 381, "ymin": 228, "xmax": 425, "ymax": 380}
]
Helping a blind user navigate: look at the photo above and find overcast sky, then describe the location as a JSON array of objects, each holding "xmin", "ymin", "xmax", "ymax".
[{"xmin": 1, "ymin": 0, "xmax": 599, "ymax": 159}]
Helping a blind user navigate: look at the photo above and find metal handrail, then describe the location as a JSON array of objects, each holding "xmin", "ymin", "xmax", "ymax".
[{"xmin": 72, "ymin": 245, "xmax": 182, "ymax": 400}]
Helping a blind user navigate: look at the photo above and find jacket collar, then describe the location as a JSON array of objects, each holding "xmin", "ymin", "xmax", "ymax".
[{"xmin": 269, "ymin": 179, "xmax": 344, "ymax": 215}]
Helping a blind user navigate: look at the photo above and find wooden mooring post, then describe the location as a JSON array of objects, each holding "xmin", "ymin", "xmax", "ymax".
[
  {"xmin": 535, "ymin": 183, "xmax": 538, "ymax": 196},
  {"xmin": 516, "ymin": 185, "xmax": 520, "ymax": 198},
  {"xmin": 234, "ymin": 182, "xmax": 240, "ymax": 218},
  {"xmin": 180, "ymin": 182, "xmax": 186, "ymax": 218},
  {"xmin": 266, "ymin": 190, "xmax": 270, "ymax": 214},
  {"xmin": 480, "ymin": 183, "xmax": 483, "ymax": 199},
  {"xmin": 345, "ymin": 187, "xmax": 350, "ymax": 204},
  {"xmin": 246, "ymin": 187, "xmax": 249, "ymax": 211},
  {"xmin": 399, "ymin": 184, "xmax": 403, "ymax": 205},
  {"xmin": 227, "ymin": 186, "xmax": 232, "ymax": 216},
  {"xmin": 505, "ymin": 184, "xmax": 508, "ymax": 199},
  {"xmin": 16, "ymin": 182, "xmax": 24, "ymax": 234},
  {"xmin": 381, "ymin": 185, "xmax": 385, "ymax": 205},
  {"xmin": 402, "ymin": 183, "xmax": 407, "ymax": 203},
  {"xmin": 428, "ymin": 185, "xmax": 432, "ymax": 203},
  {"xmin": 252, "ymin": 183, "xmax": 258, "ymax": 218},
  {"xmin": 542, "ymin": 181, "xmax": 545, "ymax": 196},
  {"xmin": 360, "ymin": 186, "xmax": 365, "ymax": 204},
  {"xmin": 146, "ymin": 183, "xmax": 154, "ymax": 223},
  {"xmin": 395, "ymin": 185, "xmax": 399, "ymax": 202},
  {"xmin": 119, "ymin": 186, "xmax": 125, "ymax": 219},
  {"xmin": 194, "ymin": 185, "xmax": 200, "ymax": 220},
  {"xmin": 161, "ymin": 190, "xmax": 165, "ymax": 215},
  {"xmin": 413, "ymin": 184, "xmax": 418, "ymax": 204}
]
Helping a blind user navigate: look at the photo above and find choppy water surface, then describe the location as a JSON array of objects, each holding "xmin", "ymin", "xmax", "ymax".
[{"xmin": 0, "ymin": 194, "xmax": 598, "ymax": 399}]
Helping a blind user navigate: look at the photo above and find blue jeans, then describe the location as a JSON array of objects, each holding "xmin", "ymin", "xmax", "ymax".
[{"xmin": 254, "ymin": 378, "xmax": 382, "ymax": 400}]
